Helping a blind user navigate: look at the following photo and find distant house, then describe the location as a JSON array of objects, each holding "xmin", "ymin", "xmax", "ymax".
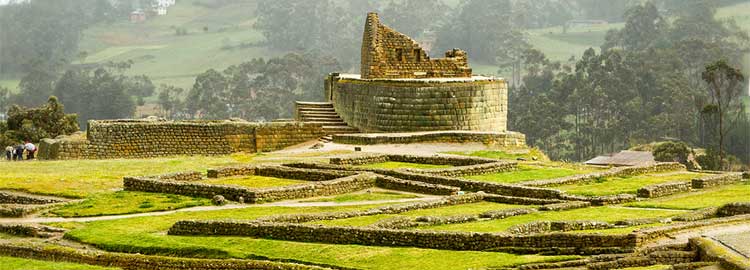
[
  {"xmin": 130, "ymin": 9, "xmax": 146, "ymax": 23},
  {"xmin": 153, "ymin": 0, "xmax": 176, "ymax": 16},
  {"xmin": 585, "ymin": 150, "xmax": 655, "ymax": 167}
]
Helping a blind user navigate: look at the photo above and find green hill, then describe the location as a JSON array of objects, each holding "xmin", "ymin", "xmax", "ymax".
[{"xmin": 1, "ymin": 1, "xmax": 748, "ymax": 96}]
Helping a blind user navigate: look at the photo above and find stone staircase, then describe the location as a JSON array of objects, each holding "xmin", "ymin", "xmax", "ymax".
[{"xmin": 295, "ymin": 101, "xmax": 359, "ymax": 135}]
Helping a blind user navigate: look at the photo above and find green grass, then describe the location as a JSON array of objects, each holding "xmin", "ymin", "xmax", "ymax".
[
  {"xmin": 0, "ymin": 256, "xmax": 118, "ymax": 270},
  {"xmin": 60, "ymin": 204, "xmax": 576, "ymax": 270},
  {"xmin": 200, "ymin": 175, "xmax": 307, "ymax": 189},
  {"xmin": 50, "ymin": 191, "xmax": 210, "ymax": 217},
  {"xmin": 445, "ymin": 149, "xmax": 549, "ymax": 161},
  {"xmin": 303, "ymin": 191, "xmax": 419, "ymax": 203},
  {"xmin": 526, "ymin": 23, "xmax": 623, "ymax": 63},
  {"xmin": 355, "ymin": 161, "xmax": 453, "ymax": 170},
  {"xmin": 0, "ymin": 155, "xmax": 255, "ymax": 198},
  {"xmin": 465, "ymin": 164, "xmax": 598, "ymax": 184},
  {"xmin": 625, "ymin": 182, "xmax": 750, "ymax": 210},
  {"xmin": 555, "ymin": 171, "xmax": 707, "ymax": 197},
  {"xmin": 313, "ymin": 202, "xmax": 531, "ymax": 227},
  {"xmin": 420, "ymin": 206, "xmax": 679, "ymax": 233},
  {"xmin": 0, "ymin": 79, "xmax": 19, "ymax": 92}
]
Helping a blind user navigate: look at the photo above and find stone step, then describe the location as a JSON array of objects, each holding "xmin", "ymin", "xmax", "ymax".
[
  {"xmin": 295, "ymin": 101, "xmax": 333, "ymax": 108},
  {"xmin": 306, "ymin": 121, "xmax": 347, "ymax": 125},
  {"xmin": 301, "ymin": 117, "xmax": 345, "ymax": 122},
  {"xmin": 298, "ymin": 111, "xmax": 339, "ymax": 117}
]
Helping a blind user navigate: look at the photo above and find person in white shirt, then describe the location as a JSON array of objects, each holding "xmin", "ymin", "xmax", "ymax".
[
  {"xmin": 4, "ymin": 145, "xmax": 12, "ymax": 161},
  {"xmin": 24, "ymin": 141, "xmax": 36, "ymax": 160}
]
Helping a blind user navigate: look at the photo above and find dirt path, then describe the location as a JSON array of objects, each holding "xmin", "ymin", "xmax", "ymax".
[
  {"xmin": 645, "ymin": 222, "xmax": 750, "ymax": 259},
  {"xmin": 0, "ymin": 196, "xmax": 439, "ymax": 224}
]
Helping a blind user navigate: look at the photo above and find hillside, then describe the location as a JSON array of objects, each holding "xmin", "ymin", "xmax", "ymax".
[{"xmin": 0, "ymin": 1, "xmax": 748, "ymax": 96}]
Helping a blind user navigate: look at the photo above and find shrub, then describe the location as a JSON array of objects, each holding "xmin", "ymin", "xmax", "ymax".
[{"xmin": 652, "ymin": 141, "xmax": 690, "ymax": 164}]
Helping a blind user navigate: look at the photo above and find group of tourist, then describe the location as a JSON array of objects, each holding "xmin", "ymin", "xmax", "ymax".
[{"xmin": 3, "ymin": 141, "xmax": 36, "ymax": 161}]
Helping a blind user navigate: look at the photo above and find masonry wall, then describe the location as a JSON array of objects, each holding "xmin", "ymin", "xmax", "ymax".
[
  {"xmin": 331, "ymin": 78, "xmax": 507, "ymax": 132},
  {"xmin": 39, "ymin": 120, "xmax": 325, "ymax": 160}
]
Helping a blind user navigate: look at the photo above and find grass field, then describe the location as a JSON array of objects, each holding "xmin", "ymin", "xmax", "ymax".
[
  {"xmin": 50, "ymin": 191, "xmax": 209, "ymax": 217},
  {"xmin": 60, "ymin": 204, "xmax": 577, "ymax": 270},
  {"xmin": 465, "ymin": 164, "xmax": 598, "ymax": 184},
  {"xmin": 0, "ymin": 155, "xmax": 252, "ymax": 198},
  {"xmin": 355, "ymin": 161, "xmax": 453, "ymax": 170},
  {"xmin": 200, "ymin": 175, "xmax": 307, "ymax": 189},
  {"xmin": 0, "ymin": 256, "xmax": 119, "ymax": 270},
  {"xmin": 555, "ymin": 171, "xmax": 707, "ymax": 196},
  {"xmin": 420, "ymin": 206, "xmax": 679, "ymax": 233},
  {"xmin": 625, "ymin": 182, "xmax": 750, "ymax": 210}
]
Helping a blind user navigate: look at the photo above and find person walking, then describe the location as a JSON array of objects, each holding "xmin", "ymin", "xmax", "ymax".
[
  {"xmin": 4, "ymin": 145, "xmax": 12, "ymax": 161},
  {"xmin": 14, "ymin": 144, "xmax": 24, "ymax": 161},
  {"xmin": 24, "ymin": 141, "xmax": 36, "ymax": 160}
]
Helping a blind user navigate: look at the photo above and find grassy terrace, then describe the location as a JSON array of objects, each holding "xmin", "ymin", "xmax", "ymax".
[
  {"xmin": 312, "ymin": 201, "xmax": 529, "ymax": 227},
  {"xmin": 419, "ymin": 206, "xmax": 680, "ymax": 233},
  {"xmin": 626, "ymin": 182, "xmax": 750, "ymax": 210},
  {"xmin": 355, "ymin": 161, "xmax": 453, "ymax": 170},
  {"xmin": 555, "ymin": 171, "xmax": 708, "ymax": 196},
  {"xmin": 302, "ymin": 190, "xmax": 420, "ymax": 203},
  {"xmin": 0, "ymin": 155, "xmax": 252, "ymax": 198},
  {"xmin": 59, "ymin": 204, "xmax": 577, "ymax": 270},
  {"xmin": 200, "ymin": 175, "xmax": 307, "ymax": 189},
  {"xmin": 50, "ymin": 191, "xmax": 210, "ymax": 217},
  {"xmin": 0, "ymin": 256, "xmax": 119, "ymax": 270},
  {"xmin": 465, "ymin": 164, "xmax": 599, "ymax": 184},
  {"xmin": 445, "ymin": 149, "xmax": 549, "ymax": 161}
]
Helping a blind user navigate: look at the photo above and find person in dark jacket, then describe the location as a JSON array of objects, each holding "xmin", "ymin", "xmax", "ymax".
[{"xmin": 14, "ymin": 144, "xmax": 24, "ymax": 161}]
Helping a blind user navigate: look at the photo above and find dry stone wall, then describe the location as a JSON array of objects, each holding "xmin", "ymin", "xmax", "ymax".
[
  {"xmin": 521, "ymin": 162, "xmax": 686, "ymax": 187},
  {"xmin": 331, "ymin": 78, "xmax": 508, "ymax": 132},
  {"xmin": 637, "ymin": 181, "xmax": 692, "ymax": 198},
  {"xmin": 691, "ymin": 173, "xmax": 744, "ymax": 189},
  {"xmin": 333, "ymin": 131, "xmax": 526, "ymax": 146},
  {"xmin": 168, "ymin": 220, "xmax": 640, "ymax": 253},
  {"xmin": 39, "ymin": 119, "xmax": 325, "ymax": 160}
]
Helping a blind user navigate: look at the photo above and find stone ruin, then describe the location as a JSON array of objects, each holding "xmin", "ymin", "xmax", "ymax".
[{"xmin": 360, "ymin": 12, "xmax": 472, "ymax": 79}]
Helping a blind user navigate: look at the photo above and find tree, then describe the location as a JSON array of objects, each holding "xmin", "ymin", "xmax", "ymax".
[
  {"xmin": 701, "ymin": 60, "xmax": 745, "ymax": 169},
  {"xmin": 602, "ymin": 2, "xmax": 667, "ymax": 51},
  {"xmin": 652, "ymin": 141, "xmax": 691, "ymax": 164},
  {"xmin": 5, "ymin": 96, "xmax": 79, "ymax": 142},
  {"xmin": 158, "ymin": 85, "xmax": 185, "ymax": 119}
]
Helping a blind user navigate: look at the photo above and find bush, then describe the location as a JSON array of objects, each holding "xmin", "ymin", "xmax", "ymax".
[
  {"xmin": 5, "ymin": 96, "xmax": 79, "ymax": 142},
  {"xmin": 652, "ymin": 141, "xmax": 690, "ymax": 164}
]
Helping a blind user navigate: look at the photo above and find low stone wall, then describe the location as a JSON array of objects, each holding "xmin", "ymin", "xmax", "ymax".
[
  {"xmin": 169, "ymin": 220, "xmax": 639, "ymax": 252},
  {"xmin": 404, "ymin": 161, "xmax": 517, "ymax": 177},
  {"xmin": 717, "ymin": 202, "xmax": 750, "ymax": 217},
  {"xmin": 255, "ymin": 193, "xmax": 486, "ymax": 223},
  {"xmin": 521, "ymin": 162, "xmax": 686, "ymax": 187},
  {"xmin": 691, "ymin": 173, "xmax": 744, "ymax": 189},
  {"xmin": 482, "ymin": 194, "xmax": 567, "ymax": 205},
  {"xmin": 376, "ymin": 169, "xmax": 565, "ymax": 199},
  {"xmin": 332, "ymin": 131, "xmax": 526, "ymax": 147},
  {"xmin": 0, "ymin": 223, "xmax": 66, "ymax": 238},
  {"xmin": 329, "ymin": 154, "xmax": 500, "ymax": 166},
  {"xmin": 0, "ymin": 242, "xmax": 329, "ymax": 270},
  {"xmin": 506, "ymin": 220, "xmax": 613, "ymax": 235},
  {"xmin": 125, "ymin": 173, "xmax": 376, "ymax": 204},
  {"xmin": 538, "ymin": 201, "xmax": 591, "ymax": 211},
  {"xmin": 587, "ymin": 250, "xmax": 697, "ymax": 270},
  {"xmin": 690, "ymin": 238, "xmax": 750, "ymax": 270},
  {"xmin": 40, "ymin": 120, "xmax": 325, "ymax": 160},
  {"xmin": 637, "ymin": 181, "xmax": 692, "ymax": 198},
  {"xmin": 636, "ymin": 214, "xmax": 750, "ymax": 242},
  {"xmin": 374, "ymin": 175, "xmax": 459, "ymax": 195},
  {"xmin": 0, "ymin": 191, "xmax": 68, "ymax": 205}
]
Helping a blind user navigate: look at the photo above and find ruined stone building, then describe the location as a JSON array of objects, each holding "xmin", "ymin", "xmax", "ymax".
[
  {"xmin": 296, "ymin": 12, "xmax": 513, "ymax": 134},
  {"xmin": 361, "ymin": 13, "xmax": 472, "ymax": 79}
]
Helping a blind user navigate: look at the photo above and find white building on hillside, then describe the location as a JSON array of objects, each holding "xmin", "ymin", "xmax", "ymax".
[{"xmin": 153, "ymin": 0, "xmax": 175, "ymax": 16}]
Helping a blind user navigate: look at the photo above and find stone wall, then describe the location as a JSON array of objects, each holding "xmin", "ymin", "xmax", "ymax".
[
  {"xmin": 637, "ymin": 181, "xmax": 692, "ymax": 198},
  {"xmin": 333, "ymin": 130, "xmax": 526, "ymax": 146},
  {"xmin": 168, "ymin": 220, "xmax": 639, "ymax": 253},
  {"xmin": 39, "ymin": 119, "xmax": 325, "ymax": 160},
  {"xmin": 521, "ymin": 162, "xmax": 686, "ymax": 187},
  {"xmin": 360, "ymin": 13, "xmax": 470, "ymax": 79},
  {"xmin": 691, "ymin": 173, "xmax": 744, "ymax": 189},
  {"xmin": 331, "ymin": 77, "xmax": 507, "ymax": 133},
  {"xmin": 123, "ymin": 166, "xmax": 376, "ymax": 203},
  {"xmin": 0, "ymin": 242, "xmax": 328, "ymax": 270},
  {"xmin": 717, "ymin": 202, "xmax": 750, "ymax": 216}
]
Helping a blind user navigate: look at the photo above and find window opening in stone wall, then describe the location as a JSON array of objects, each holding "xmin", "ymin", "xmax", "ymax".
[
  {"xmin": 396, "ymin": 49, "xmax": 404, "ymax": 63},
  {"xmin": 414, "ymin": 49, "xmax": 421, "ymax": 61}
]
